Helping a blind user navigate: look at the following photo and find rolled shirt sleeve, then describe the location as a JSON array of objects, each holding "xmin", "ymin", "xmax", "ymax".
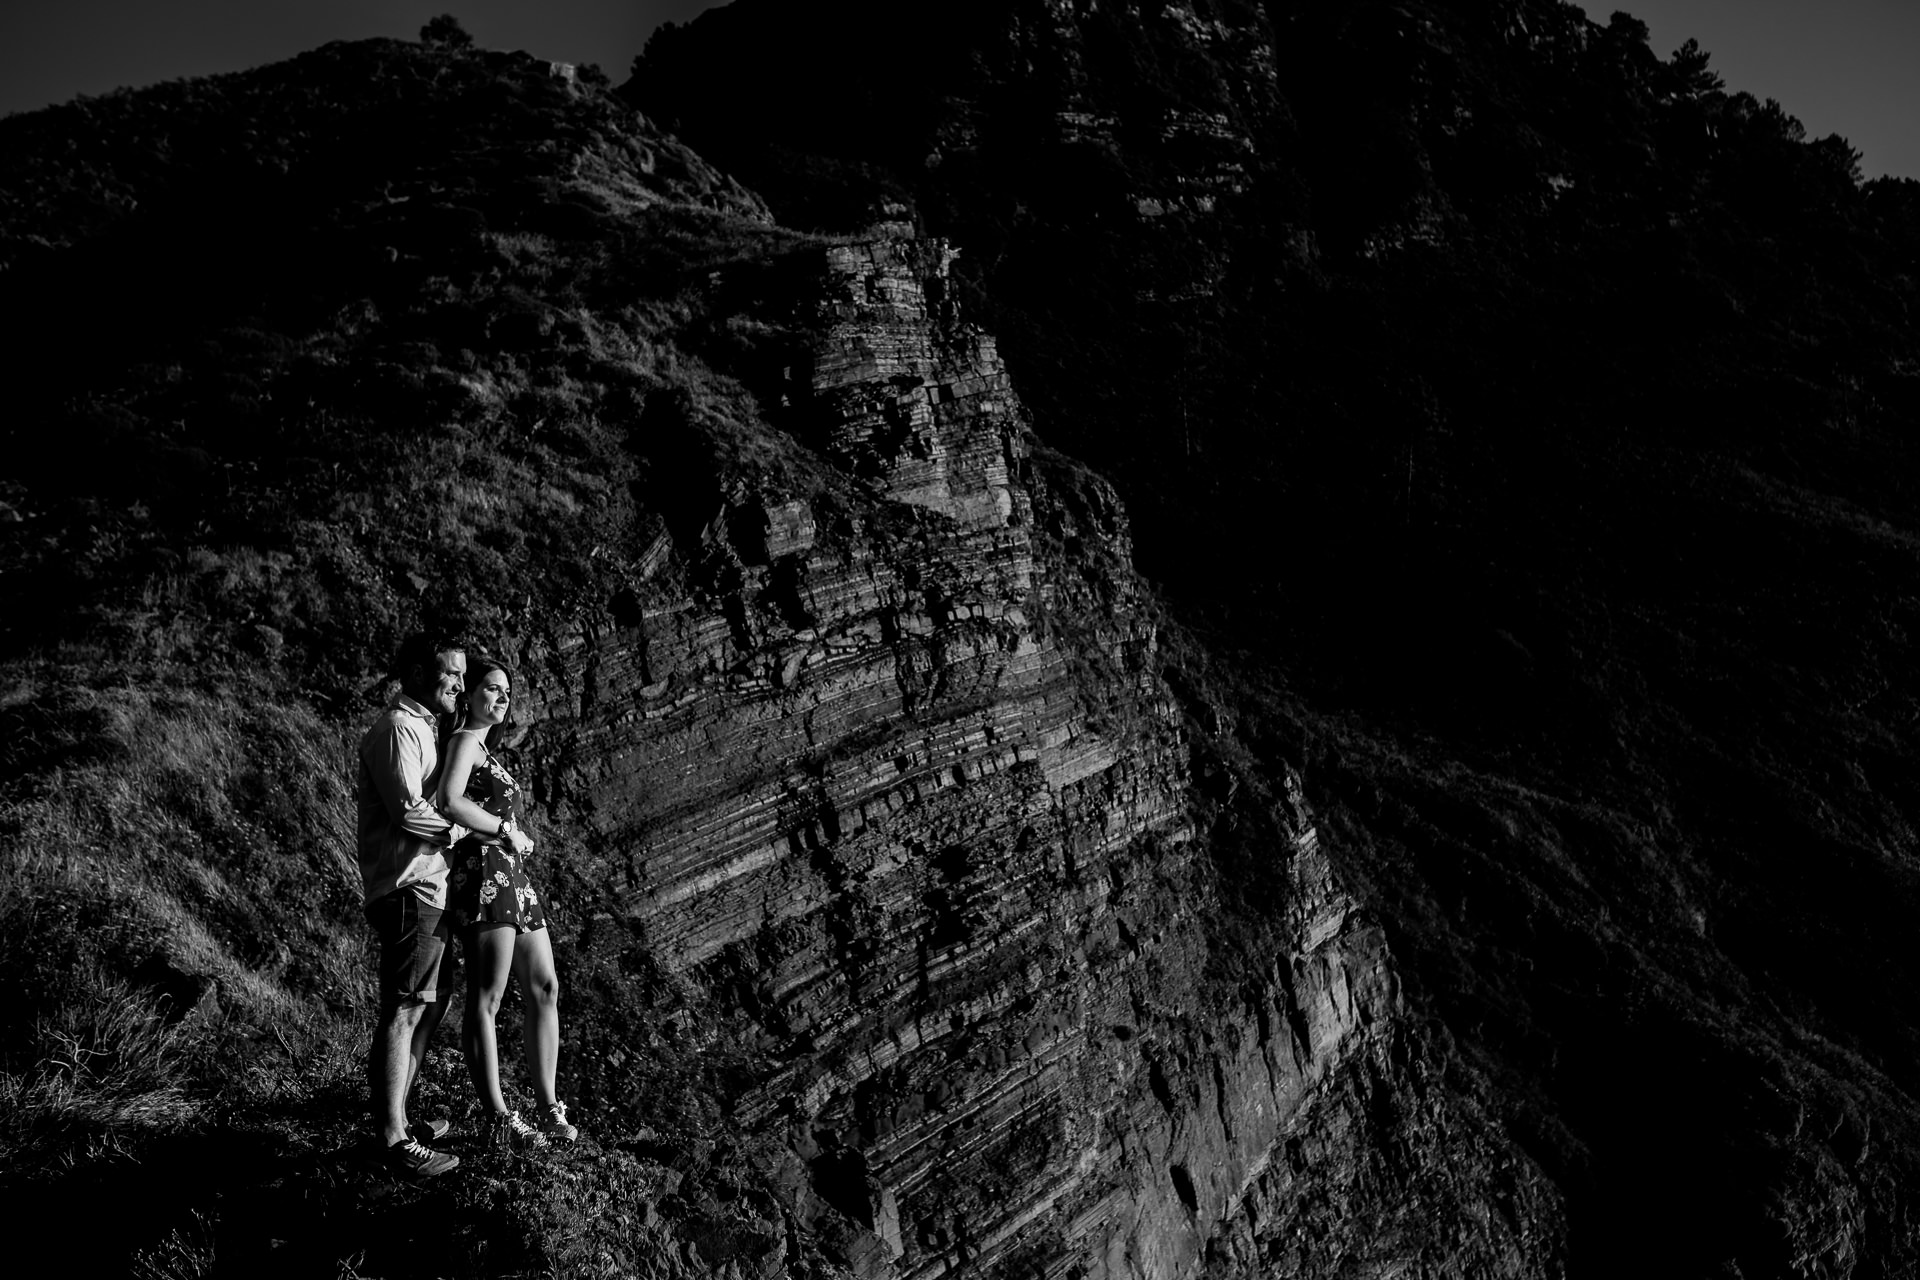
[{"xmin": 369, "ymin": 717, "xmax": 453, "ymax": 838}]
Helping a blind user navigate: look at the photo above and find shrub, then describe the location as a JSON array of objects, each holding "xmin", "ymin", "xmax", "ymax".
[{"xmin": 420, "ymin": 14, "xmax": 473, "ymax": 50}]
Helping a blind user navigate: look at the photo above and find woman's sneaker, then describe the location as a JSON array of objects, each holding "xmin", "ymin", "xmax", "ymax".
[
  {"xmin": 484, "ymin": 1109, "xmax": 549, "ymax": 1151},
  {"xmin": 408, "ymin": 1118, "xmax": 452, "ymax": 1144},
  {"xmin": 536, "ymin": 1102, "xmax": 579, "ymax": 1143}
]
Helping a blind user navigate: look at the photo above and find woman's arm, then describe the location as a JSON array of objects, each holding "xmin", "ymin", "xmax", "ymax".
[
  {"xmin": 437, "ymin": 734, "xmax": 535, "ymax": 853},
  {"xmin": 437, "ymin": 734, "xmax": 497, "ymax": 832}
]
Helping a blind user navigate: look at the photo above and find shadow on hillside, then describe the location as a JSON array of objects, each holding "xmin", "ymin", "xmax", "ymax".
[{"xmin": 34, "ymin": 1096, "xmax": 639, "ymax": 1277}]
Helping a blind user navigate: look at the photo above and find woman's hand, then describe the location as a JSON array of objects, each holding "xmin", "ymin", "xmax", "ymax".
[{"xmin": 508, "ymin": 828, "xmax": 535, "ymax": 856}]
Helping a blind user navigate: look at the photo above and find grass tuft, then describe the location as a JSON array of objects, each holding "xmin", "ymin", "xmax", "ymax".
[
  {"xmin": 129, "ymin": 1207, "xmax": 217, "ymax": 1280},
  {"xmin": 0, "ymin": 973, "xmax": 195, "ymax": 1165}
]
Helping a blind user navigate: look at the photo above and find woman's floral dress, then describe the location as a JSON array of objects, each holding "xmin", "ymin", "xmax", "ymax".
[{"xmin": 447, "ymin": 735, "xmax": 547, "ymax": 933}]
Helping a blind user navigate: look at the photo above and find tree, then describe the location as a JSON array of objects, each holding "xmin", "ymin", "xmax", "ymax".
[
  {"xmin": 1606, "ymin": 12, "xmax": 1651, "ymax": 46},
  {"xmin": 420, "ymin": 14, "xmax": 473, "ymax": 50},
  {"xmin": 1810, "ymin": 133, "xmax": 1865, "ymax": 187},
  {"xmin": 1669, "ymin": 38, "xmax": 1723, "ymax": 98}
]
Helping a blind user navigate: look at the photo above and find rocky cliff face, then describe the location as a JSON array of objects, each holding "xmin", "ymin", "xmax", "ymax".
[
  {"xmin": 498, "ymin": 230, "xmax": 1561, "ymax": 1277},
  {"xmin": 630, "ymin": 4, "xmax": 1920, "ymax": 1275}
]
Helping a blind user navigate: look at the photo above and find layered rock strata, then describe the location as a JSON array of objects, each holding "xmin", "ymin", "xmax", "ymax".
[{"xmin": 523, "ymin": 233, "xmax": 1561, "ymax": 1276}]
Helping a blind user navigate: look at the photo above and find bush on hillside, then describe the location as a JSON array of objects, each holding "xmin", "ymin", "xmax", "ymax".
[{"xmin": 420, "ymin": 14, "xmax": 474, "ymax": 50}]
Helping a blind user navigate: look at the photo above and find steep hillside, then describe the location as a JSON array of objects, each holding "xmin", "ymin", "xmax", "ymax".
[
  {"xmin": 1, "ymin": 29, "xmax": 1551, "ymax": 1280},
  {"xmin": 631, "ymin": 1, "xmax": 1920, "ymax": 1276}
]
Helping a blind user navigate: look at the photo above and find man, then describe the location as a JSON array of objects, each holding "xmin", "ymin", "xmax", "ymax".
[{"xmin": 358, "ymin": 633, "xmax": 468, "ymax": 1178}]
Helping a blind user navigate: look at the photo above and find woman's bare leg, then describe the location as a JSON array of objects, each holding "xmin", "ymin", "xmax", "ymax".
[
  {"xmin": 512, "ymin": 926, "xmax": 562, "ymax": 1109},
  {"xmin": 463, "ymin": 924, "xmax": 517, "ymax": 1114}
]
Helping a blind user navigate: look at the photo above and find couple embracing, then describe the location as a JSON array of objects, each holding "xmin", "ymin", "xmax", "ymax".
[{"xmin": 357, "ymin": 634, "xmax": 580, "ymax": 1179}]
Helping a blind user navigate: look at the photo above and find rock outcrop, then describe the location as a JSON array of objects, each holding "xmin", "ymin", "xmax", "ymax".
[
  {"xmin": 509, "ymin": 230, "xmax": 1561, "ymax": 1276},
  {"xmin": 626, "ymin": 7, "xmax": 1920, "ymax": 1273}
]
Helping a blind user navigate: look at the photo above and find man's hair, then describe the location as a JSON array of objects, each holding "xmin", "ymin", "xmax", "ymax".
[{"xmin": 392, "ymin": 632, "xmax": 466, "ymax": 682}]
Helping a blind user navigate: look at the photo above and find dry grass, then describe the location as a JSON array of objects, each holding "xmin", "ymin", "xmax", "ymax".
[
  {"xmin": 0, "ymin": 973, "xmax": 194, "ymax": 1164},
  {"xmin": 129, "ymin": 1207, "xmax": 218, "ymax": 1280},
  {"xmin": 0, "ymin": 666, "xmax": 374, "ymax": 1175}
]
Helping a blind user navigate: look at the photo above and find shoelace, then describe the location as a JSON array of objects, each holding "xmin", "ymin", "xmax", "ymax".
[
  {"xmin": 398, "ymin": 1138, "xmax": 435, "ymax": 1159},
  {"xmin": 498, "ymin": 1110, "xmax": 543, "ymax": 1139}
]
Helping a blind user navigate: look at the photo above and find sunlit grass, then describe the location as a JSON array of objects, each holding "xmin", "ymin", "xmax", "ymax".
[{"xmin": 0, "ymin": 672, "xmax": 377, "ymax": 1173}]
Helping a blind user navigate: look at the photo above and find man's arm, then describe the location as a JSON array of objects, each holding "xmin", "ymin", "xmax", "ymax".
[{"xmin": 365, "ymin": 718, "xmax": 463, "ymax": 844}]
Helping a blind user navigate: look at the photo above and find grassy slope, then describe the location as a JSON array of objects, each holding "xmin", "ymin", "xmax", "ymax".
[{"xmin": 0, "ymin": 37, "xmax": 838, "ymax": 1276}]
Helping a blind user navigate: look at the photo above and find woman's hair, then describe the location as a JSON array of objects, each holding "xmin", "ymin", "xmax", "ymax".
[{"xmin": 458, "ymin": 653, "xmax": 519, "ymax": 750}]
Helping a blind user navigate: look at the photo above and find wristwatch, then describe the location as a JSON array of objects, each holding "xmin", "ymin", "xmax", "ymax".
[{"xmin": 498, "ymin": 817, "xmax": 517, "ymax": 839}]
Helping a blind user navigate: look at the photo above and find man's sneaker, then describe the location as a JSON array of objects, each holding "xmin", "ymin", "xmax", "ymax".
[
  {"xmin": 484, "ymin": 1109, "xmax": 549, "ymax": 1151},
  {"xmin": 384, "ymin": 1136, "xmax": 459, "ymax": 1180},
  {"xmin": 409, "ymin": 1118, "xmax": 451, "ymax": 1144},
  {"xmin": 536, "ymin": 1102, "xmax": 579, "ymax": 1144}
]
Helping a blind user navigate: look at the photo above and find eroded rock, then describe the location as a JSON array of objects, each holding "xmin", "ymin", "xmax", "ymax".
[{"xmin": 512, "ymin": 232, "xmax": 1561, "ymax": 1277}]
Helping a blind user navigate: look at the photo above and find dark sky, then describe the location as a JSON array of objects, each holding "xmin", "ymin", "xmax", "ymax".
[
  {"xmin": 5, "ymin": 2, "xmax": 1916, "ymax": 180},
  {"xmin": 0, "ymin": 2, "xmax": 718, "ymax": 117}
]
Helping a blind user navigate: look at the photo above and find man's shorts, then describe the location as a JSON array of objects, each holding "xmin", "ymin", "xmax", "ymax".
[{"xmin": 365, "ymin": 887, "xmax": 450, "ymax": 1010}]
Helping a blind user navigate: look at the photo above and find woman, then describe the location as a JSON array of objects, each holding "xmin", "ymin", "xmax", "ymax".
[{"xmin": 439, "ymin": 655, "xmax": 579, "ymax": 1149}]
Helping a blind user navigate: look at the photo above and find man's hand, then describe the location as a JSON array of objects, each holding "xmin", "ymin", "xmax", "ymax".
[{"xmin": 508, "ymin": 829, "xmax": 535, "ymax": 856}]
